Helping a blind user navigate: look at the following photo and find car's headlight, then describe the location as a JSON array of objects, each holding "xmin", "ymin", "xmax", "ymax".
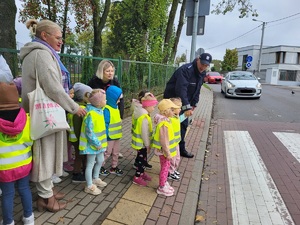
[
  {"xmin": 227, "ymin": 82, "xmax": 235, "ymax": 88},
  {"xmin": 256, "ymin": 83, "xmax": 262, "ymax": 88}
]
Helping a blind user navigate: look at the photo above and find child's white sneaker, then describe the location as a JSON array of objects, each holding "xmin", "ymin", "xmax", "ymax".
[
  {"xmin": 93, "ymin": 178, "xmax": 107, "ymax": 187},
  {"xmin": 22, "ymin": 213, "xmax": 34, "ymax": 225},
  {"xmin": 165, "ymin": 181, "xmax": 174, "ymax": 192},
  {"xmin": 84, "ymin": 184, "xmax": 101, "ymax": 195},
  {"xmin": 157, "ymin": 185, "xmax": 174, "ymax": 197}
]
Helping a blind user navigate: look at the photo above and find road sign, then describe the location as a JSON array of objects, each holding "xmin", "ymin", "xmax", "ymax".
[
  {"xmin": 186, "ymin": 16, "xmax": 205, "ymax": 36},
  {"xmin": 246, "ymin": 56, "xmax": 253, "ymax": 62},
  {"xmin": 246, "ymin": 62, "xmax": 252, "ymax": 68},
  {"xmin": 186, "ymin": 0, "xmax": 211, "ymax": 17}
]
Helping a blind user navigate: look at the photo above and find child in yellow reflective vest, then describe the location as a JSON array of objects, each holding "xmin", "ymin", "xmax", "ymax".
[
  {"xmin": 131, "ymin": 92, "xmax": 158, "ymax": 186},
  {"xmin": 101, "ymin": 85, "xmax": 124, "ymax": 176},
  {"xmin": 79, "ymin": 89, "xmax": 108, "ymax": 195},
  {"xmin": 168, "ymin": 98, "xmax": 184, "ymax": 181},
  {"xmin": 152, "ymin": 99, "xmax": 181, "ymax": 197},
  {"xmin": 0, "ymin": 82, "xmax": 34, "ymax": 225},
  {"xmin": 67, "ymin": 83, "xmax": 92, "ymax": 183}
]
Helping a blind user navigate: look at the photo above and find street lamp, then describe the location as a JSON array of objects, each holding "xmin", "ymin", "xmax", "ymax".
[{"xmin": 252, "ymin": 19, "xmax": 267, "ymax": 73}]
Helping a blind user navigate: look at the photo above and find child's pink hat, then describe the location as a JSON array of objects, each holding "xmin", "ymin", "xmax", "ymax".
[{"xmin": 141, "ymin": 93, "xmax": 158, "ymax": 107}]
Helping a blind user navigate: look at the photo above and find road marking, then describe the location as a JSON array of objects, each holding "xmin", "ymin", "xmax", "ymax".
[
  {"xmin": 224, "ymin": 131, "xmax": 295, "ymax": 225},
  {"xmin": 273, "ymin": 132, "xmax": 300, "ymax": 162}
]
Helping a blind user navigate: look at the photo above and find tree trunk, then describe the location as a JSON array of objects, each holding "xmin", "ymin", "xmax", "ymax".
[
  {"xmin": 171, "ymin": 0, "xmax": 186, "ymax": 63},
  {"xmin": 61, "ymin": 0, "xmax": 70, "ymax": 53},
  {"xmin": 91, "ymin": 0, "xmax": 111, "ymax": 70},
  {"xmin": 162, "ymin": 0, "xmax": 179, "ymax": 64},
  {"xmin": 0, "ymin": 0, "xmax": 17, "ymax": 76}
]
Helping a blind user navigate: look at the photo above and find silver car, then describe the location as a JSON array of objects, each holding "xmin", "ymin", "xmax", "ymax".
[{"xmin": 221, "ymin": 71, "xmax": 262, "ymax": 99}]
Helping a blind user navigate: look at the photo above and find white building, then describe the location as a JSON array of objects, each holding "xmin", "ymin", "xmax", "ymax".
[{"xmin": 237, "ymin": 45, "xmax": 300, "ymax": 86}]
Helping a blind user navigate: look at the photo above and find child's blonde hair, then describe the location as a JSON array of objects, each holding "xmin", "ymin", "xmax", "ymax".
[{"xmin": 170, "ymin": 97, "xmax": 182, "ymax": 108}]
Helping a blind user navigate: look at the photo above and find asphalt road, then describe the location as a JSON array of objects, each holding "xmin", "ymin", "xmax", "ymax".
[{"xmin": 209, "ymin": 83, "xmax": 300, "ymax": 123}]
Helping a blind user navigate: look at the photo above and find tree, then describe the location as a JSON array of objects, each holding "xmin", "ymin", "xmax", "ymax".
[
  {"xmin": 212, "ymin": 0, "xmax": 258, "ymax": 18},
  {"xmin": 222, "ymin": 48, "xmax": 238, "ymax": 71},
  {"xmin": 174, "ymin": 53, "xmax": 187, "ymax": 66},
  {"xmin": 0, "ymin": 0, "xmax": 17, "ymax": 75},
  {"xmin": 106, "ymin": 0, "xmax": 170, "ymax": 62},
  {"xmin": 211, "ymin": 59, "xmax": 222, "ymax": 72}
]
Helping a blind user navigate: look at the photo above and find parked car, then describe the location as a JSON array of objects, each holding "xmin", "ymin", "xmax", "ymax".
[
  {"xmin": 221, "ymin": 71, "xmax": 262, "ymax": 99},
  {"xmin": 204, "ymin": 72, "xmax": 223, "ymax": 84}
]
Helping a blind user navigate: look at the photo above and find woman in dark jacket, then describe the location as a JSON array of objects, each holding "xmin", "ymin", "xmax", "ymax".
[{"xmin": 87, "ymin": 60, "xmax": 124, "ymax": 119}]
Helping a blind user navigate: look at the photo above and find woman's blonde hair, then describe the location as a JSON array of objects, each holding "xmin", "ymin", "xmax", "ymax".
[
  {"xmin": 96, "ymin": 60, "xmax": 115, "ymax": 80},
  {"xmin": 26, "ymin": 19, "xmax": 61, "ymax": 38}
]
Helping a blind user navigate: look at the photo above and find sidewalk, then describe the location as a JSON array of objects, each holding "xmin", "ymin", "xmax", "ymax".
[{"xmin": 1, "ymin": 87, "xmax": 213, "ymax": 225}]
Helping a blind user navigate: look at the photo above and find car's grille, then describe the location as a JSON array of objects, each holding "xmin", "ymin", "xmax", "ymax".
[
  {"xmin": 215, "ymin": 78, "xmax": 221, "ymax": 81},
  {"xmin": 235, "ymin": 88, "xmax": 256, "ymax": 95}
]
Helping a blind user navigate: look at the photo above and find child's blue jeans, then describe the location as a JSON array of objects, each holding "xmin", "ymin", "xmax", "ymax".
[{"xmin": 0, "ymin": 174, "xmax": 33, "ymax": 225}]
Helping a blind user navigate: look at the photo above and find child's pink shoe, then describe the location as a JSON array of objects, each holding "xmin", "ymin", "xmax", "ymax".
[
  {"xmin": 63, "ymin": 163, "xmax": 73, "ymax": 172},
  {"xmin": 133, "ymin": 176, "xmax": 147, "ymax": 186},
  {"xmin": 141, "ymin": 172, "xmax": 152, "ymax": 181}
]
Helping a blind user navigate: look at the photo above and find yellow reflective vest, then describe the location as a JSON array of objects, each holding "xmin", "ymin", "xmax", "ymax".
[
  {"xmin": 0, "ymin": 114, "xmax": 33, "ymax": 182},
  {"xmin": 104, "ymin": 105, "xmax": 122, "ymax": 139},
  {"xmin": 131, "ymin": 114, "xmax": 152, "ymax": 150},
  {"xmin": 170, "ymin": 117, "xmax": 181, "ymax": 145},
  {"xmin": 151, "ymin": 120, "xmax": 177, "ymax": 157},
  {"xmin": 67, "ymin": 105, "xmax": 86, "ymax": 142},
  {"xmin": 79, "ymin": 110, "xmax": 107, "ymax": 151}
]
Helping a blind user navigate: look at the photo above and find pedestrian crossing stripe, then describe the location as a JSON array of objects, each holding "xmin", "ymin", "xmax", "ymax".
[
  {"xmin": 273, "ymin": 132, "xmax": 300, "ymax": 163},
  {"xmin": 224, "ymin": 131, "xmax": 295, "ymax": 225}
]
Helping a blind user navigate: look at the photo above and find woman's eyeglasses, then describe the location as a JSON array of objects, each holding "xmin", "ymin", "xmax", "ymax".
[{"xmin": 46, "ymin": 32, "xmax": 63, "ymax": 41}]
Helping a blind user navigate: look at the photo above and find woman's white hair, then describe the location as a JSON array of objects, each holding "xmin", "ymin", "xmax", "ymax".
[{"xmin": 96, "ymin": 60, "xmax": 115, "ymax": 80}]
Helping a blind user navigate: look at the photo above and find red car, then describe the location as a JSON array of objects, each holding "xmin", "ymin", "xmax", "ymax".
[{"xmin": 204, "ymin": 72, "xmax": 223, "ymax": 84}]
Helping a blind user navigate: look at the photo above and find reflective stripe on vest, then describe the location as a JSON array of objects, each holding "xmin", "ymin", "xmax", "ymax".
[
  {"xmin": 151, "ymin": 120, "xmax": 177, "ymax": 157},
  {"xmin": 131, "ymin": 114, "xmax": 152, "ymax": 150},
  {"xmin": 67, "ymin": 105, "xmax": 86, "ymax": 142},
  {"xmin": 0, "ymin": 115, "xmax": 33, "ymax": 171},
  {"xmin": 104, "ymin": 105, "xmax": 122, "ymax": 139},
  {"xmin": 170, "ymin": 117, "xmax": 181, "ymax": 144},
  {"xmin": 79, "ymin": 110, "xmax": 107, "ymax": 151},
  {"xmin": 67, "ymin": 113, "xmax": 77, "ymax": 142}
]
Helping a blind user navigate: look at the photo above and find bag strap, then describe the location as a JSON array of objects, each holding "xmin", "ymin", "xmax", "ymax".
[{"xmin": 34, "ymin": 50, "xmax": 41, "ymax": 89}]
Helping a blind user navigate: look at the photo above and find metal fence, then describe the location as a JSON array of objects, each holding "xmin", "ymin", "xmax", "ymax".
[{"xmin": 1, "ymin": 48, "xmax": 177, "ymax": 109}]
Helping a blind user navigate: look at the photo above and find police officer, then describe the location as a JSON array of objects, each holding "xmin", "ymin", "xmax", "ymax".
[{"xmin": 163, "ymin": 53, "xmax": 212, "ymax": 158}]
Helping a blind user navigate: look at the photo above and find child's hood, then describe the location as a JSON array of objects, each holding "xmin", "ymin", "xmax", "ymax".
[
  {"xmin": 153, "ymin": 113, "xmax": 169, "ymax": 125},
  {"xmin": 0, "ymin": 108, "xmax": 27, "ymax": 136},
  {"xmin": 132, "ymin": 99, "xmax": 148, "ymax": 119},
  {"xmin": 106, "ymin": 85, "xmax": 122, "ymax": 108}
]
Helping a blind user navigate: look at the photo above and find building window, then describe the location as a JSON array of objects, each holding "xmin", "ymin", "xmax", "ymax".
[
  {"xmin": 276, "ymin": 51, "xmax": 286, "ymax": 64},
  {"xmin": 279, "ymin": 70, "xmax": 297, "ymax": 81},
  {"xmin": 297, "ymin": 53, "xmax": 300, "ymax": 64}
]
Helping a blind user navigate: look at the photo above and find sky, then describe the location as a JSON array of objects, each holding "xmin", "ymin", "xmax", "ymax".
[{"xmin": 15, "ymin": 0, "xmax": 300, "ymax": 61}]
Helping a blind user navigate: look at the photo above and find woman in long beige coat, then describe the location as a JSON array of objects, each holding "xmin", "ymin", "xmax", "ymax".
[{"xmin": 20, "ymin": 19, "xmax": 86, "ymax": 213}]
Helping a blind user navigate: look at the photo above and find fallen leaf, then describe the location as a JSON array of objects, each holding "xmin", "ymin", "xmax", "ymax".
[
  {"xmin": 204, "ymin": 177, "xmax": 209, "ymax": 181},
  {"xmin": 215, "ymin": 153, "xmax": 220, "ymax": 157},
  {"xmin": 195, "ymin": 215, "xmax": 205, "ymax": 222}
]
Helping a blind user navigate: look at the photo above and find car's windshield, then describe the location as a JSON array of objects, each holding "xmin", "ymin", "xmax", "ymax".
[{"xmin": 229, "ymin": 73, "xmax": 256, "ymax": 80}]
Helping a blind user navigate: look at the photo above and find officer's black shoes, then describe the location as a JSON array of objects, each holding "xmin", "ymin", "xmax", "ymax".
[{"xmin": 180, "ymin": 150, "xmax": 194, "ymax": 158}]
